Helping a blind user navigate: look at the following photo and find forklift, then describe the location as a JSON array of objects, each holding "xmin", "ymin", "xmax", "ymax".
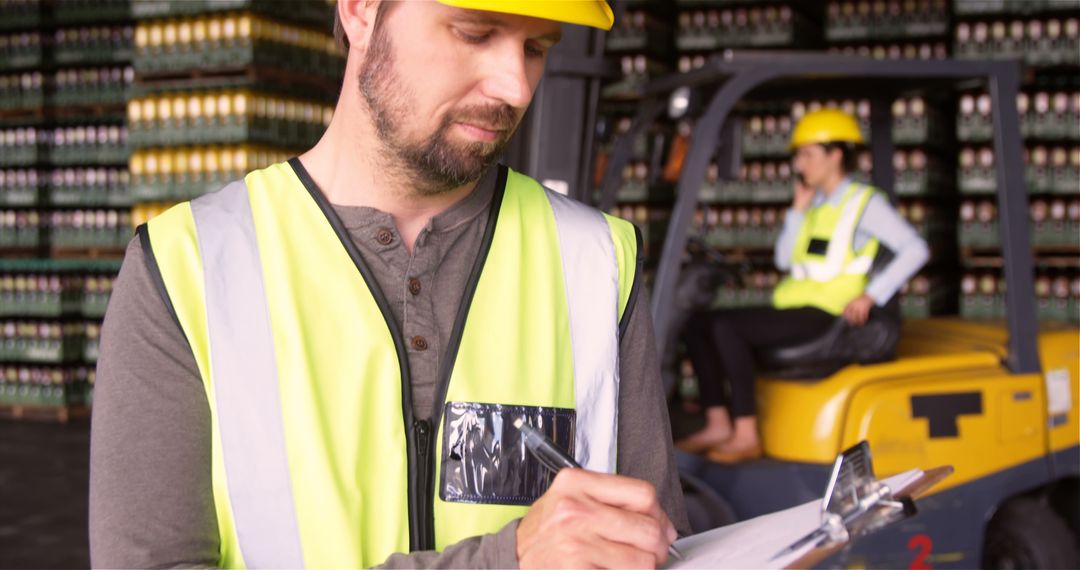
[{"xmin": 590, "ymin": 52, "xmax": 1080, "ymax": 569}]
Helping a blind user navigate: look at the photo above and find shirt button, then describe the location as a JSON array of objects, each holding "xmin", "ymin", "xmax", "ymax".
[
  {"xmin": 375, "ymin": 228, "xmax": 394, "ymax": 246},
  {"xmin": 408, "ymin": 278, "xmax": 422, "ymax": 296},
  {"xmin": 411, "ymin": 336, "xmax": 428, "ymax": 351}
]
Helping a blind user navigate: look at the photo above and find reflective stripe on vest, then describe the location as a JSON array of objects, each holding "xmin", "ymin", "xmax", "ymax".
[
  {"xmin": 149, "ymin": 162, "xmax": 637, "ymax": 567},
  {"xmin": 189, "ymin": 182, "xmax": 305, "ymax": 569},
  {"xmin": 545, "ymin": 188, "xmax": 619, "ymax": 473}
]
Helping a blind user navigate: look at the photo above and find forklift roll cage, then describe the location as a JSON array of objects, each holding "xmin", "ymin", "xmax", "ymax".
[{"xmin": 596, "ymin": 51, "xmax": 1040, "ymax": 379}]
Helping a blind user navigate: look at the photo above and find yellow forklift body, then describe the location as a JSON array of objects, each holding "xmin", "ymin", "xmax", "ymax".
[{"xmin": 758, "ymin": 318, "xmax": 1079, "ymax": 495}]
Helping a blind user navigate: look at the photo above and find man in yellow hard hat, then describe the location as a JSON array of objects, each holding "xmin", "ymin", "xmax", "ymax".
[
  {"xmin": 679, "ymin": 108, "xmax": 929, "ymax": 462},
  {"xmin": 90, "ymin": 1, "xmax": 688, "ymax": 568}
]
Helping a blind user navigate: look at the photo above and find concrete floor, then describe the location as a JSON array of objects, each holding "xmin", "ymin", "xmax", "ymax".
[{"xmin": 0, "ymin": 420, "xmax": 91, "ymax": 569}]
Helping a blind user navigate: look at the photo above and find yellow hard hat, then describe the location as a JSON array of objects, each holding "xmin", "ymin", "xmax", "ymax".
[
  {"xmin": 435, "ymin": 0, "xmax": 614, "ymax": 30},
  {"xmin": 790, "ymin": 108, "xmax": 865, "ymax": 150}
]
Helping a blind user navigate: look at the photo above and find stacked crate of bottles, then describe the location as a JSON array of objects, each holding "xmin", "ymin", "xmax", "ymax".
[
  {"xmin": 953, "ymin": 1, "xmax": 1080, "ymax": 323},
  {"xmin": 598, "ymin": 0, "xmax": 676, "ymax": 267},
  {"xmin": 0, "ymin": 0, "xmax": 131, "ymax": 419},
  {"xmin": 127, "ymin": 0, "xmax": 340, "ymax": 228},
  {"xmin": 825, "ymin": 0, "xmax": 951, "ymax": 61}
]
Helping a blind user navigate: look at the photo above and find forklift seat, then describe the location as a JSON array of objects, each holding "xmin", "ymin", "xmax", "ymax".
[{"xmin": 755, "ymin": 305, "xmax": 900, "ymax": 379}]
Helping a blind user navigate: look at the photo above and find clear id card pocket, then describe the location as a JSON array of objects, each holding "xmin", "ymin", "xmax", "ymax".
[{"xmin": 439, "ymin": 402, "xmax": 576, "ymax": 506}]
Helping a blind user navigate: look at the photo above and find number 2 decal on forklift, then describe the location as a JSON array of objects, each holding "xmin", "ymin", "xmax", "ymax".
[
  {"xmin": 908, "ymin": 533, "xmax": 933, "ymax": 570},
  {"xmin": 910, "ymin": 392, "xmax": 983, "ymax": 438}
]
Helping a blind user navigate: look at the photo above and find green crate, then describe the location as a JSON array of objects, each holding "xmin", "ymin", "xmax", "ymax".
[
  {"xmin": 135, "ymin": 40, "xmax": 342, "ymax": 82},
  {"xmin": 0, "ymin": 8, "xmax": 41, "ymax": 32},
  {"xmin": 1027, "ymin": 167, "xmax": 1053, "ymax": 194},
  {"xmin": 901, "ymin": 295, "xmax": 932, "ymax": 319},
  {"xmin": 0, "ymin": 228, "xmax": 42, "ymax": 249},
  {"xmin": 0, "ymin": 146, "xmax": 42, "ymax": 167},
  {"xmin": 606, "ymin": 33, "xmax": 650, "ymax": 53},
  {"xmin": 3, "ymin": 341, "xmax": 65, "ymax": 364},
  {"xmin": 52, "ymin": 0, "xmax": 130, "ymax": 25},
  {"xmin": 81, "ymin": 296, "xmax": 110, "ymax": 319},
  {"xmin": 50, "ymin": 145, "xmax": 130, "ymax": 167},
  {"xmin": 49, "ymin": 187, "xmax": 131, "ymax": 208},
  {"xmin": 0, "ymin": 296, "xmax": 62, "ymax": 318},
  {"xmin": 960, "ymin": 294, "xmax": 1004, "ymax": 320},
  {"xmin": 825, "ymin": 23, "xmax": 871, "ymax": 42},
  {"xmin": 699, "ymin": 183, "xmax": 725, "ymax": 204},
  {"xmin": 959, "ymin": 169, "xmax": 997, "ymax": 194},
  {"xmin": 897, "ymin": 170, "xmax": 931, "ymax": 196},
  {"xmin": 1032, "ymin": 222, "xmax": 1067, "ymax": 247},
  {"xmin": 130, "ymin": 116, "xmax": 321, "ymax": 150},
  {"xmin": 675, "ymin": 32, "xmax": 720, "ymax": 52},
  {"xmin": 957, "ymin": 116, "xmax": 993, "ymax": 142},
  {"xmin": 704, "ymin": 228, "xmax": 736, "ymax": 249},
  {"xmin": 953, "ymin": 0, "xmax": 1007, "ymax": 15},
  {"xmin": 52, "ymin": 85, "xmax": 129, "ymax": 108},
  {"xmin": 0, "ymin": 188, "xmax": 41, "ymax": 207},
  {"xmin": 959, "ymin": 222, "xmax": 1000, "ymax": 248},
  {"xmin": 132, "ymin": 0, "xmax": 330, "ymax": 28},
  {"xmin": 1051, "ymin": 167, "xmax": 1079, "ymax": 194},
  {"xmin": 753, "ymin": 184, "xmax": 791, "ymax": 203},
  {"xmin": 712, "ymin": 286, "xmax": 739, "ymax": 309},
  {"xmin": 0, "ymin": 90, "xmax": 44, "ymax": 112},
  {"xmin": 1037, "ymin": 297, "xmax": 1071, "ymax": 322},
  {"xmin": 894, "ymin": 116, "xmax": 946, "ymax": 146},
  {"xmin": 718, "ymin": 180, "xmax": 752, "ymax": 202},
  {"xmin": 0, "ymin": 52, "xmax": 42, "ymax": 72},
  {"xmin": 54, "ymin": 47, "xmax": 133, "ymax": 67}
]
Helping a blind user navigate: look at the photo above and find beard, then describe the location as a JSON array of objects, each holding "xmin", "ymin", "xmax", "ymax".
[{"xmin": 357, "ymin": 20, "xmax": 520, "ymax": 195}]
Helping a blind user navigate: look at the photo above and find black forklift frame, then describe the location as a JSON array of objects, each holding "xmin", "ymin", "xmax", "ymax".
[{"xmin": 597, "ymin": 52, "xmax": 1040, "ymax": 376}]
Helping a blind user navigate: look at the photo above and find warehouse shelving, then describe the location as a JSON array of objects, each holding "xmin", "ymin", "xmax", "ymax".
[
  {"xmin": 127, "ymin": 1, "xmax": 340, "ymax": 230},
  {"xmin": 951, "ymin": 0, "xmax": 1080, "ymax": 324},
  {"xmin": 0, "ymin": 0, "xmax": 133, "ymax": 421}
]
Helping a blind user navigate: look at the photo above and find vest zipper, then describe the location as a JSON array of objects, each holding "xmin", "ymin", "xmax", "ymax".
[
  {"xmin": 290, "ymin": 157, "xmax": 451, "ymax": 553},
  {"xmin": 414, "ymin": 418, "xmax": 434, "ymax": 550}
]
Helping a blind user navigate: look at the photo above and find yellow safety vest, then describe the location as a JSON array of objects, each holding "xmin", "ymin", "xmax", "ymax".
[
  {"xmin": 141, "ymin": 159, "xmax": 639, "ymax": 568},
  {"xmin": 772, "ymin": 182, "xmax": 880, "ymax": 315}
]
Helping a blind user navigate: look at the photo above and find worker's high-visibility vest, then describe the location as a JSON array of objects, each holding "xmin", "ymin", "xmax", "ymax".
[
  {"xmin": 143, "ymin": 159, "xmax": 640, "ymax": 568},
  {"xmin": 772, "ymin": 182, "xmax": 880, "ymax": 315}
]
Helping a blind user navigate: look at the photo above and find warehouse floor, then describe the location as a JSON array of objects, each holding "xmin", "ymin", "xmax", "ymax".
[{"xmin": 0, "ymin": 420, "xmax": 90, "ymax": 569}]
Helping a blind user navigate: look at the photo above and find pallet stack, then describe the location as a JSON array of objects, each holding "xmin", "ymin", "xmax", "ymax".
[
  {"xmin": 127, "ymin": 0, "xmax": 341, "ymax": 227},
  {"xmin": 0, "ymin": 0, "xmax": 342, "ymax": 421},
  {"xmin": 952, "ymin": 1, "xmax": 1080, "ymax": 324},
  {"xmin": 0, "ymin": 0, "xmax": 132, "ymax": 421}
]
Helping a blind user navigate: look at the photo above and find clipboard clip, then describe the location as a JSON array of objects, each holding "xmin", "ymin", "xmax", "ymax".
[{"xmin": 769, "ymin": 441, "xmax": 918, "ymax": 562}]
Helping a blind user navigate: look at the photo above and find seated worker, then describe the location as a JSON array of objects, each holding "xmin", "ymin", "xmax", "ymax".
[{"xmin": 679, "ymin": 108, "xmax": 930, "ymax": 463}]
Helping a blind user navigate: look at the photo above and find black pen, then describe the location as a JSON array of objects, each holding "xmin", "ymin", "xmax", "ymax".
[{"xmin": 513, "ymin": 418, "xmax": 685, "ymax": 562}]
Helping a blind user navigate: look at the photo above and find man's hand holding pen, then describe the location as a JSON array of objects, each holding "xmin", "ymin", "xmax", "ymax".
[{"xmin": 516, "ymin": 469, "xmax": 677, "ymax": 569}]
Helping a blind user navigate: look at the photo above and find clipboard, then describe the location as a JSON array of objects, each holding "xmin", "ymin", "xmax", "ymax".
[
  {"xmin": 784, "ymin": 441, "xmax": 954, "ymax": 569},
  {"xmin": 665, "ymin": 441, "xmax": 953, "ymax": 569}
]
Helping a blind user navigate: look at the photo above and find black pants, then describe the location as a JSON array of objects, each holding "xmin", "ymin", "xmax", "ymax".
[{"xmin": 682, "ymin": 306, "xmax": 835, "ymax": 418}]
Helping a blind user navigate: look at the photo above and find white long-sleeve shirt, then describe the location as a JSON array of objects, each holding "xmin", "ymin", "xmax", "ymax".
[{"xmin": 774, "ymin": 178, "xmax": 930, "ymax": 306}]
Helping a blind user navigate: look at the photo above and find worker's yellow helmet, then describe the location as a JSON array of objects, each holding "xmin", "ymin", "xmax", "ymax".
[
  {"xmin": 435, "ymin": 0, "xmax": 614, "ymax": 30},
  {"xmin": 789, "ymin": 108, "xmax": 865, "ymax": 150}
]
